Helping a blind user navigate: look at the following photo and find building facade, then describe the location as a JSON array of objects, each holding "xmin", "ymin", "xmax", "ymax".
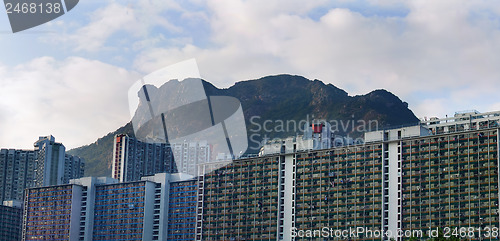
[
  {"xmin": 0, "ymin": 149, "xmax": 37, "ymax": 203},
  {"xmin": 294, "ymin": 144, "xmax": 385, "ymax": 240},
  {"xmin": 92, "ymin": 181, "xmax": 157, "ymax": 241},
  {"xmin": 22, "ymin": 184, "xmax": 83, "ymax": 241},
  {"xmin": 112, "ymin": 134, "xmax": 174, "ymax": 182},
  {"xmin": 200, "ymin": 157, "xmax": 280, "ymax": 240},
  {"xmin": 400, "ymin": 129, "xmax": 499, "ymax": 234},
  {"xmin": 0, "ymin": 201, "xmax": 22, "ymax": 241},
  {"xmin": 167, "ymin": 179, "xmax": 198, "ymax": 241}
]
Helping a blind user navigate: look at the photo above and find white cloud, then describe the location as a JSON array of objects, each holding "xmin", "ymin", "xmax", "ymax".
[
  {"xmin": 53, "ymin": 0, "xmax": 185, "ymax": 52},
  {"xmin": 70, "ymin": 3, "xmax": 142, "ymax": 52},
  {"xmin": 133, "ymin": 0, "xmax": 500, "ymax": 119},
  {"xmin": 0, "ymin": 57, "xmax": 140, "ymax": 149}
]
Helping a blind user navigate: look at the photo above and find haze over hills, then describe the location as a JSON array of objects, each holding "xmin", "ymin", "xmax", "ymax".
[{"xmin": 68, "ymin": 74, "xmax": 419, "ymax": 177}]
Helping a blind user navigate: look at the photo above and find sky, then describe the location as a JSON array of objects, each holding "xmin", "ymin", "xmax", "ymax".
[{"xmin": 1, "ymin": 0, "xmax": 500, "ymax": 149}]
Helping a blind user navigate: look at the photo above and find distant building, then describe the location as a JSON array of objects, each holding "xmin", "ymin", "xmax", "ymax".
[
  {"xmin": 112, "ymin": 134, "xmax": 210, "ymax": 181},
  {"xmin": 259, "ymin": 135, "xmax": 313, "ymax": 156},
  {"xmin": 112, "ymin": 134, "xmax": 174, "ymax": 182},
  {"xmin": 421, "ymin": 110, "xmax": 500, "ymax": 135},
  {"xmin": 259, "ymin": 121, "xmax": 361, "ymax": 156},
  {"xmin": 34, "ymin": 135, "xmax": 84, "ymax": 186},
  {"xmin": 0, "ymin": 135, "xmax": 84, "ymax": 203},
  {"xmin": 303, "ymin": 120, "xmax": 334, "ymax": 149},
  {"xmin": 171, "ymin": 140, "xmax": 210, "ymax": 175},
  {"xmin": 33, "ymin": 135, "xmax": 66, "ymax": 187},
  {"xmin": 0, "ymin": 201, "xmax": 22, "ymax": 241},
  {"xmin": 0, "ymin": 149, "xmax": 37, "ymax": 203},
  {"xmin": 64, "ymin": 154, "xmax": 85, "ymax": 184}
]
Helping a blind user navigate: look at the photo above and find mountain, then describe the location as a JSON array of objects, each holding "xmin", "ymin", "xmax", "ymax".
[{"xmin": 68, "ymin": 74, "xmax": 419, "ymax": 177}]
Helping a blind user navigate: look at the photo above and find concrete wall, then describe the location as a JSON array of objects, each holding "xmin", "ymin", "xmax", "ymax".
[
  {"xmin": 387, "ymin": 141, "xmax": 401, "ymax": 239},
  {"xmin": 69, "ymin": 185, "xmax": 83, "ymax": 241},
  {"xmin": 282, "ymin": 153, "xmax": 296, "ymax": 241},
  {"xmin": 142, "ymin": 181, "xmax": 156, "ymax": 241}
]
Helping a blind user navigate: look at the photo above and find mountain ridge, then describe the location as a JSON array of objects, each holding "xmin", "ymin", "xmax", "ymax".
[{"xmin": 68, "ymin": 74, "xmax": 418, "ymax": 177}]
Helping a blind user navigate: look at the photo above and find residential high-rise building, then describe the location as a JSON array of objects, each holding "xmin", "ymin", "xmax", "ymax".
[
  {"xmin": 0, "ymin": 149, "xmax": 37, "ymax": 203},
  {"xmin": 0, "ymin": 135, "xmax": 84, "ymax": 204},
  {"xmin": 0, "ymin": 201, "xmax": 22, "ymax": 241},
  {"xmin": 112, "ymin": 134, "xmax": 210, "ymax": 182},
  {"xmin": 22, "ymin": 173, "xmax": 195, "ymax": 241},
  {"xmin": 171, "ymin": 140, "xmax": 210, "ymax": 175},
  {"xmin": 399, "ymin": 129, "xmax": 499, "ymax": 233},
  {"xmin": 198, "ymin": 124, "xmax": 500, "ymax": 240},
  {"xmin": 199, "ymin": 156, "xmax": 280, "ymax": 240},
  {"xmin": 34, "ymin": 135, "xmax": 81, "ymax": 187},
  {"xmin": 198, "ymin": 111, "xmax": 500, "ymax": 240},
  {"xmin": 112, "ymin": 134, "xmax": 173, "ymax": 182},
  {"xmin": 22, "ymin": 110, "xmax": 500, "ymax": 241},
  {"xmin": 64, "ymin": 154, "xmax": 85, "ymax": 184}
]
